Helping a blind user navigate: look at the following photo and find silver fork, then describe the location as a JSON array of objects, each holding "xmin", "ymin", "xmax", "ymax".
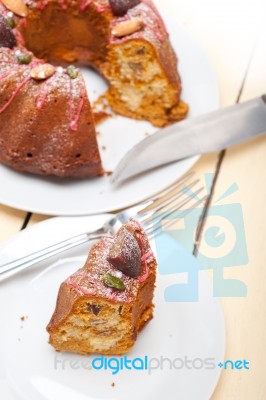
[{"xmin": 0, "ymin": 173, "xmax": 206, "ymax": 282}]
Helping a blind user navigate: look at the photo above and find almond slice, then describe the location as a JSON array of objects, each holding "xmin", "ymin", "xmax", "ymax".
[
  {"xmin": 111, "ymin": 18, "xmax": 144, "ymax": 38},
  {"xmin": 30, "ymin": 63, "xmax": 56, "ymax": 80},
  {"xmin": 2, "ymin": 0, "xmax": 28, "ymax": 17}
]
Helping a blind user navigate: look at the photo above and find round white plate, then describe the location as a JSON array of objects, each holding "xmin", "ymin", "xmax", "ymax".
[
  {"xmin": 0, "ymin": 18, "xmax": 219, "ymax": 216},
  {"xmin": 0, "ymin": 216, "xmax": 225, "ymax": 400}
]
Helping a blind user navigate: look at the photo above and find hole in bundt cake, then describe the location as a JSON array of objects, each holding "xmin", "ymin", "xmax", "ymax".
[{"xmin": 0, "ymin": 0, "xmax": 188, "ymax": 179}]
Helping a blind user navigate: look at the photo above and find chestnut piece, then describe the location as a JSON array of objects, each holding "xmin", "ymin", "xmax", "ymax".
[
  {"xmin": 109, "ymin": 0, "xmax": 140, "ymax": 17},
  {"xmin": 108, "ymin": 227, "xmax": 141, "ymax": 278},
  {"xmin": 0, "ymin": 15, "xmax": 16, "ymax": 49},
  {"xmin": 87, "ymin": 304, "xmax": 101, "ymax": 315}
]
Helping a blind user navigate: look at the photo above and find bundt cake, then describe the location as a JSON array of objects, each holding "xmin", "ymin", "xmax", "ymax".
[
  {"xmin": 47, "ymin": 218, "xmax": 157, "ymax": 355},
  {"xmin": 0, "ymin": 0, "xmax": 188, "ymax": 178}
]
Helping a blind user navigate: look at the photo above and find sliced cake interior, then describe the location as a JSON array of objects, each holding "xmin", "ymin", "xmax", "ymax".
[{"xmin": 47, "ymin": 218, "xmax": 157, "ymax": 355}]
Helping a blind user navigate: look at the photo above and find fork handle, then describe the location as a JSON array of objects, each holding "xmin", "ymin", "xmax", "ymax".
[{"xmin": 0, "ymin": 228, "xmax": 106, "ymax": 282}]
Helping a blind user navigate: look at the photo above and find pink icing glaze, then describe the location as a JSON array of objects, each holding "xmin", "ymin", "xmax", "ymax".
[
  {"xmin": 21, "ymin": 17, "xmax": 27, "ymax": 28},
  {"xmin": 136, "ymin": 2, "xmax": 164, "ymax": 42},
  {"xmin": 144, "ymin": 19, "xmax": 163, "ymax": 42},
  {"xmin": 68, "ymin": 279, "xmax": 97, "ymax": 296},
  {"xmin": 68, "ymin": 77, "xmax": 74, "ymax": 129},
  {"xmin": 136, "ymin": 232, "xmax": 150, "ymax": 282},
  {"xmin": 37, "ymin": 0, "xmax": 49, "ymax": 11},
  {"xmin": 0, "ymin": 67, "xmax": 20, "ymax": 81},
  {"xmin": 80, "ymin": 0, "xmax": 93, "ymax": 11},
  {"xmin": 0, "ymin": 75, "xmax": 31, "ymax": 114},
  {"xmin": 108, "ymin": 289, "xmax": 121, "ymax": 301},
  {"xmin": 95, "ymin": 3, "xmax": 110, "ymax": 13},
  {"xmin": 109, "ymin": 0, "xmax": 167, "ymax": 44},
  {"xmin": 67, "ymin": 267, "xmax": 130, "ymax": 302},
  {"xmin": 59, "ymin": 0, "xmax": 68, "ymax": 10},
  {"xmin": 68, "ymin": 75, "xmax": 86, "ymax": 131},
  {"xmin": 0, "ymin": 2, "xmax": 9, "ymax": 16},
  {"xmin": 70, "ymin": 86, "xmax": 86, "ymax": 131},
  {"xmin": 30, "ymin": 60, "xmax": 45, "ymax": 67},
  {"xmin": 135, "ymin": 219, "xmax": 143, "ymax": 230},
  {"xmin": 138, "ymin": 262, "xmax": 149, "ymax": 282},
  {"xmin": 63, "ymin": 219, "xmax": 155, "ymax": 303},
  {"xmin": 142, "ymin": 0, "xmax": 168, "ymax": 33},
  {"xmin": 36, "ymin": 78, "xmax": 53, "ymax": 110},
  {"xmin": 15, "ymin": 30, "xmax": 26, "ymax": 46},
  {"xmin": 0, "ymin": 61, "xmax": 22, "ymax": 65},
  {"xmin": 0, "ymin": 51, "xmax": 47, "ymax": 113},
  {"xmin": 141, "ymin": 251, "xmax": 154, "ymax": 262}
]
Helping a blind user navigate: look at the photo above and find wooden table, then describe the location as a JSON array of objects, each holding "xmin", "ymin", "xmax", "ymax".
[{"xmin": 0, "ymin": 0, "xmax": 265, "ymax": 398}]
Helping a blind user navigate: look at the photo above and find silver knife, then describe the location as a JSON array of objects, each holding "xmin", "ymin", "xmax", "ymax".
[{"xmin": 111, "ymin": 95, "xmax": 266, "ymax": 185}]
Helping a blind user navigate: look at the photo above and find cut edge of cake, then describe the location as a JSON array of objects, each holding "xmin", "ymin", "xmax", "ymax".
[{"xmin": 46, "ymin": 218, "xmax": 157, "ymax": 355}]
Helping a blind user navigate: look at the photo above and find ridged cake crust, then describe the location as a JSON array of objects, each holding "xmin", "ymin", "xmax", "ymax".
[
  {"xmin": 0, "ymin": 47, "xmax": 102, "ymax": 177},
  {"xmin": 0, "ymin": 0, "xmax": 188, "ymax": 177},
  {"xmin": 47, "ymin": 219, "xmax": 157, "ymax": 355}
]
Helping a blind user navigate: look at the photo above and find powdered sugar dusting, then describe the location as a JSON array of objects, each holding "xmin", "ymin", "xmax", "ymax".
[
  {"xmin": 110, "ymin": 0, "xmax": 167, "ymax": 45},
  {"xmin": 0, "ymin": 47, "xmax": 87, "ymax": 129},
  {"xmin": 66, "ymin": 218, "xmax": 156, "ymax": 303},
  {"xmin": 68, "ymin": 73, "xmax": 87, "ymax": 131}
]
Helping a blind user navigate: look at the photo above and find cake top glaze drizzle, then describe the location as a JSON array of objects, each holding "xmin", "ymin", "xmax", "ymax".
[
  {"xmin": 0, "ymin": 0, "xmax": 167, "ymax": 48},
  {"xmin": 66, "ymin": 219, "xmax": 156, "ymax": 303},
  {"xmin": 0, "ymin": 46, "xmax": 87, "ymax": 130},
  {"xmin": 0, "ymin": 0, "xmax": 168, "ymax": 130}
]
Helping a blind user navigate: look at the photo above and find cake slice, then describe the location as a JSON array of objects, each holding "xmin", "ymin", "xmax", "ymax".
[{"xmin": 46, "ymin": 218, "xmax": 157, "ymax": 355}]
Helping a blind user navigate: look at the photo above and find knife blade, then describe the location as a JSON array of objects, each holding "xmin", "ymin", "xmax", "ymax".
[{"xmin": 111, "ymin": 95, "xmax": 266, "ymax": 185}]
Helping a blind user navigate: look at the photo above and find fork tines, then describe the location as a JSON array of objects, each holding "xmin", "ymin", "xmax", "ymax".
[{"xmin": 137, "ymin": 172, "xmax": 207, "ymax": 239}]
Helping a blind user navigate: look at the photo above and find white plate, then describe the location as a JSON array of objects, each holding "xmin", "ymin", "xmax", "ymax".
[
  {"xmin": 0, "ymin": 18, "xmax": 219, "ymax": 216},
  {"xmin": 0, "ymin": 216, "xmax": 225, "ymax": 400}
]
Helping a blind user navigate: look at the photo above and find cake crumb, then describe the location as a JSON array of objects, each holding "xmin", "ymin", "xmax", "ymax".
[
  {"xmin": 20, "ymin": 316, "xmax": 28, "ymax": 328},
  {"xmin": 111, "ymin": 382, "xmax": 115, "ymax": 388},
  {"xmin": 93, "ymin": 110, "xmax": 110, "ymax": 125},
  {"xmin": 102, "ymin": 145, "xmax": 106, "ymax": 151},
  {"xmin": 93, "ymin": 95, "xmax": 112, "ymax": 125},
  {"xmin": 144, "ymin": 132, "xmax": 150, "ymax": 137},
  {"xmin": 104, "ymin": 170, "xmax": 113, "ymax": 176}
]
